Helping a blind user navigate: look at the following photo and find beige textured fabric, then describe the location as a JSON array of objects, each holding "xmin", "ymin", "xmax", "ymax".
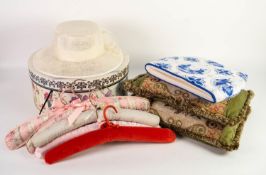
[
  {"xmin": 123, "ymin": 74, "xmax": 253, "ymax": 126},
  {"xmin": 97, "ymin": 109, "xmax": 160, "ymax": 127},
  {"xmin": 26, "ymin": 110, "xmax": 97, "ymax": 153},
  {"xmin": 150, "ymin": 101, "xmax": 250, "ymax": 151},
  {"xmin": 26, "ymin": 108, "xmax": 160, "ymax": 153},
  {"xmin": 151, "ymin": 101, "xmax": 223, "ymax": 140}
]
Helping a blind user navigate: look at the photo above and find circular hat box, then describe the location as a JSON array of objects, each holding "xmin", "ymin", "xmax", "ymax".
[{"xmin": 28, "ymin": 21, "xmax": 129, "ymax": 111}]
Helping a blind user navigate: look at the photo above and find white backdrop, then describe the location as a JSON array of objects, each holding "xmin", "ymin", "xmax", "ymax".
[{"xmin": 0, "ymin": 0, "xmax": 265, "ymax": 175}]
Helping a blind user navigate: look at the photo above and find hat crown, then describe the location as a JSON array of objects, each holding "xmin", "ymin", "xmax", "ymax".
[{"xmin": 54, "ymin": 20, "xmax": 105, "ymax": 62}]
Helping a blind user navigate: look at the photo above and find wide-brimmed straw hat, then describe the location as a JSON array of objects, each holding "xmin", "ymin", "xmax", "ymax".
[{"xmin": 29, "ymin": 20, "xmax": 127, "ymax": 78}]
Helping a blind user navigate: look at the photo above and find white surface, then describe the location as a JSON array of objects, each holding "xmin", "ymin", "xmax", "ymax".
[{"xmin": 0, "ymin": 0, "xmax": 265, "ymax": 174}]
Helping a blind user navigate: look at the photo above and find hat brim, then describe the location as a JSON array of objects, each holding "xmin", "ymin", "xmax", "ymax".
[{"xmin": 30, "ymin": 46, "xmax": 124, "ymax": 78}]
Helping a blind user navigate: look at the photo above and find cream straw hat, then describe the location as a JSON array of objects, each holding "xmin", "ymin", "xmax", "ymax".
[{"xmin": 29, "ymin": 20, "xmax": 125, "ymax": 78}]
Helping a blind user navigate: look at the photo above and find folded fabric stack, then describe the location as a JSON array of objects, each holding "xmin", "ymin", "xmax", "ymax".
[
  {"xmin": 123, "ymin": 57, "xmax": 254, "ymax": 151},
  {"xmin": 5, "ymin": 96, "xmax": 175, "ymax": 164}
]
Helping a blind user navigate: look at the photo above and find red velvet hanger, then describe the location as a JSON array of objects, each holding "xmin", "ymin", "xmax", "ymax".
[{"xmin": 44, "ymin": 105, "xmax": 176, "ymax": 164}]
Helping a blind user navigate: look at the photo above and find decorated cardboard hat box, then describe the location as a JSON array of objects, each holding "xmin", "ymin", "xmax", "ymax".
[{"xmin": 28, "ymin": 21, "xmax": 129, "ymax": 110}]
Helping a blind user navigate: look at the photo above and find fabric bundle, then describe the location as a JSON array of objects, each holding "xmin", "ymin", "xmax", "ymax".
[
  {"xmin": 5, "ymin": 96, "xmax": 176, "ymax": 164},
  {"xmin": 145, "ymin": 56, "xmax": 248, "ymax": 103},
  {"xmin": 123, "ymin": 57, "xmax": 254, "ymax": 151}
]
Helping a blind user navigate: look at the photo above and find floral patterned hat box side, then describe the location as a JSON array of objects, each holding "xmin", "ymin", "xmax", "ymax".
[{"xmin": 28, "ymin": 21, "xmax": 129, "ymax": 110}]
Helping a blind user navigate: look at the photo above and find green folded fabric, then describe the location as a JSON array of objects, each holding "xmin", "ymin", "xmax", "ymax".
[
  {"xmin": 150, "ymin": 101, "xmax": 251, "ymax": 151},
  {"xmin": 123, "ymin": 74, "xmax": 254, "ymax": 126}
]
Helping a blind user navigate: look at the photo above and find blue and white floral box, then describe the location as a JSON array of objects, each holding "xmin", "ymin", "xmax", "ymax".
[{"xmin": 145, "ymin": 57, "xmax": 248, "ymax": 103}]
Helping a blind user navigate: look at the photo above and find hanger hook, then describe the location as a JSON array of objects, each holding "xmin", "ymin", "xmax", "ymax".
[{"xmin": 103, "ymin": 105, "xmax": 118, "ymax": 127}]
